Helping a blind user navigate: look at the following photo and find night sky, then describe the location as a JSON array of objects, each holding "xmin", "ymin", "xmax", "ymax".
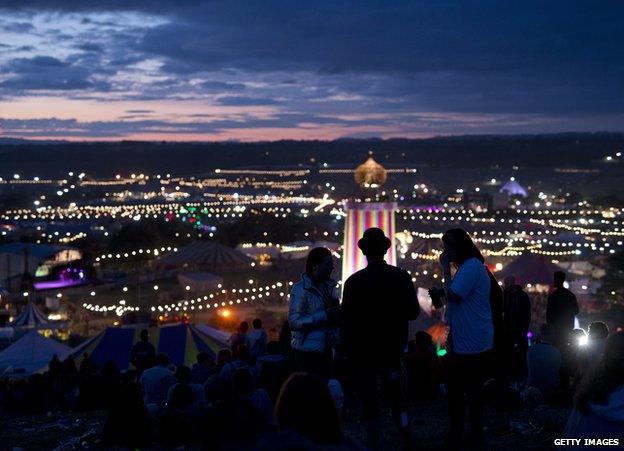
[{"xmin": 0, "ymin": 1, "xmax": 623, "ymax": 141}]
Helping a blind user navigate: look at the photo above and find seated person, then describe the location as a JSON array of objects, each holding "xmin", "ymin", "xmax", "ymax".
[{"xmin": 527, "ymin": 324, "xmax": 562, "ymax": 400}]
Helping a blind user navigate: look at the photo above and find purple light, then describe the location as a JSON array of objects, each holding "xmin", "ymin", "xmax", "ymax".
[
  {"xmin": 527, "ymin": 331, "xmax": 534, "ymax": 339},
  {"xmin": 34, "ymin": 278, "xmax": 85, "ymax": 289}
]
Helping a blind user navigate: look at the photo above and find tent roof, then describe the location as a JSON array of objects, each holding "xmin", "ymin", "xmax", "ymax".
[
  {"xmin": 159, "ymin": 241, "xmax": 252, "ymax": 269},
  {"xmin": 177, "ymin": 271, "xmax": 222, "ymax": 283},
  {"xmin": 497, "ymin": 253, "xmax": 563, "ymax": 286},
  {"xmin": 70, "ymin": 323, "xmax": 229, "ymax": 370},
  {"xmin": 499, "ymin": 180, "xmax": 528, "ymax": 197},
  {"xmin": 9, "ymin": 302, "xmax": 49, "ymax": 327},
  {"xmin": 0, "ymin": 330, "xmax": 71, "ymax": 376}
]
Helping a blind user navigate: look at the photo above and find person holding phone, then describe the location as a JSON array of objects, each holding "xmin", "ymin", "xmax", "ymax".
[{"xmin": 438, "ymin": 228, "xmax": 493, "ymax": 448}]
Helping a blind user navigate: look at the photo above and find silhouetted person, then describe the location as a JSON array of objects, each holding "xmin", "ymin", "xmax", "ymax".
[
  {"xmin": 546, "ymin": 271, "xmax": 579, "ymax": 349},
  {"xmin": 191, "ymin": 351, "xmax": 213, "ymax": 385},
  {"xmin": 102, "ymin": 382, "xmax": 151, "ymax": 447},
  {"xmin": 527, "ymin": 323, "xmax": 562, "ymax": 401},
  {"xmin": 288, "ymin": 247, "xmax": 340, "ymax": 380},
  {"xmin": 502, "ymin": 275, "xmax": 531, "ymax": 382},
  {"xmin": 139, "ymin": 353, "xmax": 176, "ymax": 412},
  {"xmin": 565, "ymin": 332, "xmax": 624, "ymax": 440},
  {"xmin": 341, "ymin": 227, "xmax": 419, "ymax": 449},
  {"xmin": 272, "ymin": 372, "xmax": 360, "ymax": 449},
  {"xmin": 403, "ymin": 331, "xmax": 439, "ymax": 400},
  {"xmin": 579, "ymin": 321, "xmax": 610, "ymax": 374},
  {"xmin": 438, "ymin": 228, "xmax": 492, "ymax": 447},
  {"xmin": 131, "ymin": 329, "xmax": 156, "ymax": 375},
  {"xmin": 229, "ymin": 321, "xmax": 250, "ymax": 351},
  {"xmin": 249, "ymin": 318, "xmax": 268, "ymax": 361}
]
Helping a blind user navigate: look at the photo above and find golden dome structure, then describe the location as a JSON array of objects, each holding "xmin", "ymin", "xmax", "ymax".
[{"xmin": 354, "ymin": 151, "xmax": 387, "ymax": 189}]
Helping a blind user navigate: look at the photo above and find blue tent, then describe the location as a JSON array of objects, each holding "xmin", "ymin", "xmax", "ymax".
[{"xmin": 9, "ymin": 302, "xmax": 49, "ymax": 327}]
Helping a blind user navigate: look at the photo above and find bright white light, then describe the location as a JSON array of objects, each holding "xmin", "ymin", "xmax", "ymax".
[{"xmin": 578, "ymin": 335, "xmax": 588, "ymax": 346}]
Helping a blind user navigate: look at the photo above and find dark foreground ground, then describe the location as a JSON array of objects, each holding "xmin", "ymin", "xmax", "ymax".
[{"xmin": 0, "ymin": 397, "xmax": 568, "ymax": 450}]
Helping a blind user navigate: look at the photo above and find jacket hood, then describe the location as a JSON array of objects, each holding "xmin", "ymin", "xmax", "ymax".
[{"xmin": 589, "ymin": 385, "xmax": 624, "ymax": 422}]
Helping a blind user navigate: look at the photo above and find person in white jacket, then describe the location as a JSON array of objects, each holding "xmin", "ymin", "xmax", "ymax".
[
  {"xmin": 564, "ymin": 331, "xmax": 624, "ymax": 444},
  {"xmin": 288, "ymin": 247, "xmax": 340, "ymax": 380}
]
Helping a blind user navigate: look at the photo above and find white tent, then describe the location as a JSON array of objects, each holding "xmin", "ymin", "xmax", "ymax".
[
  {"xmin": 499, "ymin": 179, "xmax": 528, "ymax": 197},
  {"xmin": 0, "ymin": 330, "xmax": 71, "ymax": 377}
]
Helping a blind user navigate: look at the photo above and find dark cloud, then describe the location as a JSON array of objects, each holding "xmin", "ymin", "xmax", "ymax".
[
  {"xmin": 1, "ymin": 55, "xmax": 107, "ymax": 91},
  {"xmin": 217, "ymin": 96, "xmax": 280, "ymax": 106},
  {"xmin": 1, "ymin": 21, "xmax": 34, "ymax": 33},
  {"xmin": 0, "ymin": 1, "xmax": 623, "ymax": 137}
]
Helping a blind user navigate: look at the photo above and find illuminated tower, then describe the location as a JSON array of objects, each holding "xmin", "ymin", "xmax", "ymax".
[{"xmin": 342, "ymin": 152, "xmax": 397, "ymax": 285}]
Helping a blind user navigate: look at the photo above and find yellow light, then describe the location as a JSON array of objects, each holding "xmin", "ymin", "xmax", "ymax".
[{"xmin": 220, "ymin": 309, "xmax": 231, "ymax": 318}]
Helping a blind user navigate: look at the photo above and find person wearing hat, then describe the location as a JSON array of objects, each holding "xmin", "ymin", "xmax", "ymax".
[{"xmin": 340, "ymin": 227, "xmax": 419, "ymax": 449}]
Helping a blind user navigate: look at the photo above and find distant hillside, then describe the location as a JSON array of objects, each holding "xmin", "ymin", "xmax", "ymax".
[{"xmin": 1, "ymin": 133, "xmax": 623, "ymax": 178}]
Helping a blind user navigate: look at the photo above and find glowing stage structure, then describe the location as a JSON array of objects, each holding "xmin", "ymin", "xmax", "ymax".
[
  {"xmin": 342, "ymin": 201, "xmax": 397, "ymax": 284},
  {"xmin": 341, "ymin": 151, "xmax": 397, "ymax": 285}
]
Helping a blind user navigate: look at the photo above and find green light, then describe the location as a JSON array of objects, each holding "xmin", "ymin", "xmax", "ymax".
[{"xmin": 437, "ymin": 348, "xmax": 447, "ymax": 357}]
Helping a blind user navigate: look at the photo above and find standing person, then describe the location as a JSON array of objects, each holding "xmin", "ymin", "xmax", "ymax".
[
  {"xmin": 229, "ymin": 321, "xmax": 250, "ymax": 352},
  {"xmin": 248, "ymin": 318, "xmax": 268, "ymax": 362},
  {"xmin": 438, "ymin": 228, "xmax": 492, "ymax": 447},
  {"xmin": 341, "ymin": 227, "xmax": 419, "ymax": 449},
  {"xmin": 502, "ymin": 275, "xmax": 532, "ymax": 382},
  {"xmin": 546, "ymin": 271, "xmax": 579, "ymax": 349},
  {"xmin": 131, "ymin": 329, "xmax": 156, "ymax": 376},
  {"xmin": 288, "ymin": 247, "xmax": 340, "ymax": 380}
]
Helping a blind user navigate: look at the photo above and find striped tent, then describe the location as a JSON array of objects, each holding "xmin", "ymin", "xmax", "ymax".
[
  {"xmin": 70, "ymin": 323, "xmax": 229, "ymax": 370},
  {"xmin": 497, "ymin": 253, "xmax": 564, "ymax": 286},
  {"xmin": 159, "ymin": 241, "xmax": 252, "ymax": 273},
  {"xmin": 9, "ymin": 302, "xmax": 49, "ymax": 327}
]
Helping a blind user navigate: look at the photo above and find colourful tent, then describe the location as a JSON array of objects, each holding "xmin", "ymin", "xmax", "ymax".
[
  {"xmin": 70, "ymin": 323, "xmax": 228, "ymax": 370},
  {"xmin": 497, "ymin": 253, "xmax": 564, "ymax": 286},
  {"xmin": 159, "ymin": 241, "xmax": 252, "ymax": 272}
]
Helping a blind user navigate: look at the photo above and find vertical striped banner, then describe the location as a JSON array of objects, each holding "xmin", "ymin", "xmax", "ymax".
[{"xmin": 342, "ymin": 202, "xmax": 396, "ymax": 287}]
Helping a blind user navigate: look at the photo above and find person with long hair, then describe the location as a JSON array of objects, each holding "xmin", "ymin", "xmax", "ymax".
[
  {"xmin": 565, "ymin": 332, "xmax": 624, "ymax": 440},
  {"xmin": 438, "ymin": 228, "xmax": 494, "ymax": 447},
  {"xmin": 288, "ymin": 247, "xmax": 340, "ymax": 380},
  {"xmin": 271, "ymin": 372, "xmax": 363, "ymax": 449}
]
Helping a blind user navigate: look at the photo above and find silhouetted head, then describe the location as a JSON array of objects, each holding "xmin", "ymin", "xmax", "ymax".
[
  {"xmin": 232, "ymin": 368, "xmax": 254, "ymax": 398},
  {"xmin": 358, "ymin": 227, "xmax": 391, "ymax": 260},
  {"xmin": 252, "ymin": 318, "xmax": 262, "ymax": 329},
  {"xmin": 554, "ymin": 271, "xmax": 566, "ymax": 288},
  {"xmin": 275, "ymin": 372, "xmax": 343, "ymax": 445},
  {"xmin": 305, "ymin": 247, "xmax": 334, "ymax": 282},
  {"xmin": 196, "ymin": 351, "xmax": 211, "ymax": 365},
  {"xmin": 217, "ymin": 349, "xmax": 232, "ymax": 366},
  {"xmin": 588, "ymin": 322, "xmax": 609, "ymax": 340},
  {"xmin": 155, "ymin": 353, "xmax": 169, "ymax": 367},
  {"xmin": 175, "ymin": 365, "xmax": 192, "ymax": 384},
  {"xmin": 504, "ymin": 275, "xmax": 516, "ymax": 288},
  {"xmin": 239, "ymin": 321, "xmax": 249, "ymax": 334},
  {"xmin": 539, "ymin": 323, "xmax": 555, "ymax": 344},
  {"xmin": 169, "ymin": 383, "xmax": 194, "ymax": 409},
  {"xmin": 442, "ymin": 228, "xmax": 484, "ymax": 265},
  {"xmin": 140, "ymin": 329, "xmax": 149, "ymax": 342}
]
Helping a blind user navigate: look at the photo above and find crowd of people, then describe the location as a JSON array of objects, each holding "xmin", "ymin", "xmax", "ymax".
[{"xmin": 0, "ymin": 226, "xmax": 622, "ymax": 449}]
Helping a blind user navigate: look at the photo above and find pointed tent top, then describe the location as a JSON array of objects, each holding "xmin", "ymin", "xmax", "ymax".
[
  {"xmin": 354, "ymin": 151, "xmax": 387, "ymax": 188},
  {"xmin": 0, "ymin": 330, "xmax": 71, "ymax": 376},
  {"xmin": 9, "ymin": 302, "xmax": 48, "ymax": 327},
  {"xmin": 500, "ymin": 179, "xmax": 528, "ymax": 197}
]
